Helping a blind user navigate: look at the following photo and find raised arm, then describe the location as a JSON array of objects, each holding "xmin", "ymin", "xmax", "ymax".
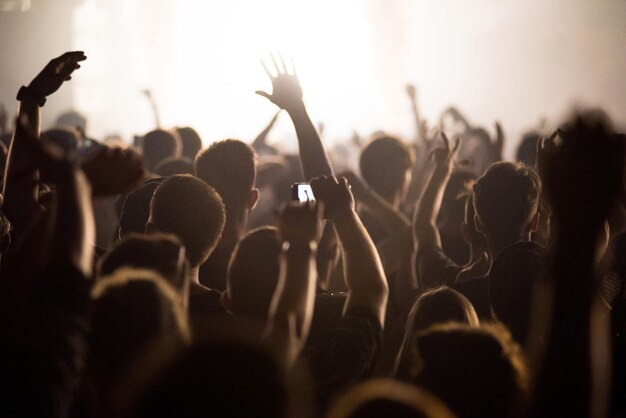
[
  {"xmin": 340, "ymin": 170, "xmax": 410, "ymax": 236},
  {"xmin": 405, "ymin": 84, "xmax": 425, "ymax": 143},
  {"xmin": 311, "ymin": 176, "xmax": 389, "ymax": 326},
  {"xmin": 264, "ymin": 201, "xmax": 322, "ymax": 365},
  {"xmin": 527, "ymin": 114, "xmax": 623, "ymax": 417},
  {"xmin": 256, "ymin": 54, "xmax": 333, "ymax": 179},
  {"xmin": 2, "ymin": 51, "xmax": 86, "ymax": 235},
  {"xmin": 251, "ymin": 110, "xmax": 281, "ymax": 154},
  {"xmin": 413, "ymin": 133, "xmax": 459, "ymax": 253}
]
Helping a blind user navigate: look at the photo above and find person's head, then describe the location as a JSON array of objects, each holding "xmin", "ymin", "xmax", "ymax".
[
  {"xmin": 133, "ymin": 340, "xmax": 289, "ymax": 418},
  {"xmin": 42, "ymin": 127, "xmax": 80, "ymax": 155},
  {"xmin": 328, "ymin": 379, "xmax": 455, "ymax": 418},
  {"xmin": 359, "ymin": 135, "xmax": 414, "ymax": 205},
  {"xmin": 195, "ymin": 139, "xmax": 258, "ymax": 230},
  {"xmin": 89, "ymin": 268, "xmax": 190, "ymax": 391},
  {"xmin": 473, "ymin": 162, "xmax": 541, "ymax": 253},
  {"xmin": 175, "ymin": 126, "xmax": 203, "ymax": 161},
  {"xmin": 490, "ymin": 242, "xmax": 547, "ymax": 344},
  {"xmin": 154, "ymin": 157, "xmax": 194, "ymax": 177},
  {"xmin": 56, "ymin": 110, "xmax": 87, "ymax": 137},
  {"xmin": 394, "ymin": 287, "xmax": 479, "ymax": 380},
  {"xmin": 98, "ymin": 233, "xmax": 188, "ymax": 293},
  {"xmin": 410, "ymin": 323, "xmax": 527, "ymax": 418},
  {"xmin": 142, "ymin": 129, "xmax": 182, "ymax": 172},
  {"xmin": 118, "ymin": 178, "xmax": 165, "ymax": 238},
  {"xmin": 222, "ymin": 226, "xmax": 282, "ymax": 322},
  {"xmin": 148, "ymin": 174, "xmax": 225, "ymax": 268}
]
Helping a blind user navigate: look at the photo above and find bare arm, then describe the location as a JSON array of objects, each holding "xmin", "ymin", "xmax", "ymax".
[
  {"xmin": 311, "ymin": 176, "xmax": 389, "ymax": 326},
  {"xmin": 251, "ymin": 110, "xmax": 281, "ymax": 153},
  {"xmin": 413, "ymin": 133, "xmax": 459, "ymax": 253},
  {"xmin": 264, "ymin": 202, "xmax": 322, "ymax": 366},
  {"xmin": 3, "ymin": 52, "xmax": 86, "ymax": 235},
  {"xmin": 256, "ymin": 54, "xmax": 332, "ymax": 179},
  {"xmin": 340, "ymin": 170, "xmax": 410, "ymax": 236}
]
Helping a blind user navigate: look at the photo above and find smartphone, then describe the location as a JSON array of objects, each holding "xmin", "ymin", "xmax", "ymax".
[{"xmin": 291, "ymin": 182, "xmax": 315, "ymax": 202}]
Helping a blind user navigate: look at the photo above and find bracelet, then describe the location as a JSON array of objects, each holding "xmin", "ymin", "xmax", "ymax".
[{"xmin": 16, "ymin": 86, "xmax": 46, "ymax": 107}]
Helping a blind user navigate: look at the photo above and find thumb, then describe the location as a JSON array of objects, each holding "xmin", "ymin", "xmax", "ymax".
[{"xmin": 255, "ymin": 90, "xmax": 272, "ymax": 100}]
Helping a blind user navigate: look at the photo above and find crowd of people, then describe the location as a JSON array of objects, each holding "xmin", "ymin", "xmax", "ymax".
[{"xmin": 0, "ymin": 50, "xmax": 624, "ymax": 418}]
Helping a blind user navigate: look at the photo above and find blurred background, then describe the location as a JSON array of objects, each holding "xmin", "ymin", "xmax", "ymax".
[{"xmin": 1, "ymin": 0, "xmax": 625, "ymax": 157}]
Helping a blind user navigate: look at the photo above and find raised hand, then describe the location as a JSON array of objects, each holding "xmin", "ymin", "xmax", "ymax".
[
  {"xmin": 430, "ymin": 132, "xmax": 460, "ymax": 173},
  {"xmin": 276, "ymin": 201, "xmax": 323, "ymax": 245},
  {"xmin": 537, "ymin": 115, "xmax": 623, "ymax": 229},
  {"xmin": 256, "ymin": 53, "xmax": 303, "ymax": 112},
  {"xmin": 80, "ymin": 146, "xmax": 145, "ymax": 196},
  {"xmin": 310, "ymin": 175, "xmax": 355, "ymax": 220},
  {"xmin": 27, "ymin": 51, "xmax": 86, "ymax": 98},
  {"xmin": 489, "ymin": 120, "xmax": 505, "ymax": 162},
  {"xmin": 405, "ymin": 84, "xmax": 416, "ymax": 101}
]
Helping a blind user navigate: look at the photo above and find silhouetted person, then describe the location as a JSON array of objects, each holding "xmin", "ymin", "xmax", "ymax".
[{"xmin": 142, "ymin": 129, "xmax": 181, "ymax": 172}]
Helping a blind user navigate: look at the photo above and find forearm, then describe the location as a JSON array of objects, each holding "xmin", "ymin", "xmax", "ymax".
[
  {"xmin": 287, "ymin": 102, "xmax": 333, "ymax": 179},
  {"xmin": 413, "ymin": 167, "xmax": 449, "ymax": 250},
  {"xmin": 252, "ymin": 111, "xmax": 280, "ymax": 150},
  {"xmin": 332, "ymin": 209, "xmax": 388, "ymax": 324},
  {"xmin": 357, "ymin": 187, "xmax": 410, "ymax": 235},
  {"xmin": 265, "ymin": 241, "xmax": 317, "ymax": 364},
  {"xmin": 48, "ymin": 169, "xmax": 95, "ymax": 277}
]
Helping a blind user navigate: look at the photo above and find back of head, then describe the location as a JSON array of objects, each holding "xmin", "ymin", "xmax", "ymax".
[
  {"xmin": 42, "ymin": 127, "xmax": 80, "ymax": 155},
  {"xmin": 473, "ymin": 162, "xmax": 541, "ymax": 242},
  {"xmin": 411, "ymin": 323, "xmax": 527, "ymax": 418},
  {"xmin": 195, "ymin": 139, "xmax": 256, "ymax": 216},
  {"xmin": 142, "ymin": 129, "xmax": 181, "ymax": 172},
  {"xmin": 134, "ymin": 340, "xmax": 287, "ymax": 418},
  {"xmin": 394, "ymin": 287, "xmax": 478, "ymax": 379},
  {"xmin": 154, "ymin": 157, "xmax": 194, "ymax": 177},
  {"xmin": 359, "ymin": 135, "xmax": 414, "ymax": 201},
  {"xmin": 98, "ymin": 233, "xmax": 187, "ymax": 291},
  {"xmin": 149, "ymin": 174, "xmax": 225, "ymax": 267},
  {"xmin": 175, "ymin": 126, "xmax": 203, "ymax": 161},
  {"xmin": 328, "ymin": 379, "xmax": 455, "ymax": 418},
  {"xmin": 490, "ymin": 242, "xmax": 547, "ymax": 344},
  {"xmin": 56, "ymin": 110, "xmax": 87, "ymax": 135},
  {"xmin": 90, "ymin": 268, "xmax": 189, "ymax": 387},
  {"xmin": 226, "ymin": 226, "xmax": 281, "ymax": 321},
  {"xmin": 119, "ymin": 179, "xmax": 165, "ymax": 237}
]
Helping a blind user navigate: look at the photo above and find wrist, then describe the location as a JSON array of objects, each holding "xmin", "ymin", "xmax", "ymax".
[
  {"xmin": 328, "ymin": 206, "xmax": 356, "ymax": 224},
  {"xmin": 17, "ymin": 85, "xmax": 46, "ymax": 107},
  {"xmin": 285, "ymin": 100, "xmax": 306, "ymax": 115}
]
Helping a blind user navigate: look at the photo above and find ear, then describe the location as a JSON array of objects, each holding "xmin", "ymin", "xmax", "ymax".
[
  {"xmin": 221, "ymin": 291, "xmax": 234, "ymax": 314},
  {"xmin": 529, "ymin": 211, "xmax": 539, "ymax": 233},
  {"xmin": 248, "ymin": 188, "xmax": 260, "ymax": 210}
]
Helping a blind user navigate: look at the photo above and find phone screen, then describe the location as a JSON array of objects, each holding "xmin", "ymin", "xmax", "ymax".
[{"xmin": 292, "ymin": 183, "xmax": 315, "ymax": 202}]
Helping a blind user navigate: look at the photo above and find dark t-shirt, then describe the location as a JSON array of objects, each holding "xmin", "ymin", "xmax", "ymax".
[
  {"xmin": 304, "ymin": 306, "xmax": 383, "ymax": 410},
  {"xmin": 188, "ymin": 284, "xmax": 231, "ymax": 331},
  {"xmin": 415, "ymin": 244, "xmax": 461, "ymax": 290},
  {"xmin": 454, "ymin": 275, "xmax": 491, "ymax": 319}
]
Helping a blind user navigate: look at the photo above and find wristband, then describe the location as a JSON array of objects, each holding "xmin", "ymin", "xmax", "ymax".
[{"xmin": 16, "ymin": 86, "xmax": 46, "ymax": 107}]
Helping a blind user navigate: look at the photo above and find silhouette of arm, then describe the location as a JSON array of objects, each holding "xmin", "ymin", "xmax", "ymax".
[
  {"xmin": 251, "ymin": 110, "xmax": 281, "ymax": 154},
  {"xmin": 256, "ymin": 54, "xmax": 332, "ymax": 179},
  {"xmin": 264, "ymin": 202, "xmax": 322, "ymax": 365},
  {"xmin": 413, "ymin": 133, "xmax": 459, "ymax": 253},
  {"xmin": 527, "ymin": 118, "xmax": 623, "ymax": 417},
  {"xmin": 2, "ymin": 52, "xmax": 86, "ymax": 235},
  {"xmin": 311, "ymin": 176, "xmax": 389, "ymax": 326}
]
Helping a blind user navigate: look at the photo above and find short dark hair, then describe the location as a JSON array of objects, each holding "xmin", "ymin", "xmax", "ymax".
[
  {"xmin": 411, "ymin": 323, "xmax": 527, "ymax": 418},
  {"xmin": 150, "ymin": 175, "xmax": 225, "ymax": 267},
  {"xmin": 176, "ymin": 126, "xmax": 203, "ymax": 161},
  {"xmin": 359, "ymin": 135, "xmax": 414, "ymax": 199},
  {"xmin": 473, "ymin": 162, "xmax": 541, "ymax": 237},
  {"xmin": 143, "ymin": 129, "xmax": 181, "ymax": 172},
  {"xmin": 226, "ymin": 226, "xmax": 281, "ymax": 321},
  {"xmin": 98, "ymin": 233, "xmax": 187, "ymax": 291},
  {"xmin": 154, "ymin": 157, "xmax": 194, "ymax": 177},
  {"xmin": 195, "ymin": 139, "xmax": 256, "ymax": 214},
  {"xmin": 119, "ymin": 178, "xmax": 165, "ymax": 237}
]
